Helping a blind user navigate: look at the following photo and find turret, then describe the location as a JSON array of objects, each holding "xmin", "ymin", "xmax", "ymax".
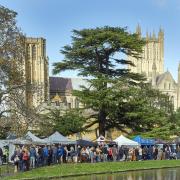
[
  {"xmin": 152, "ymin": 30, "xmax": 156, "ymax": 40},
  {"xmin": 158, "ymin": 27, "xmax": 164, "ymax": 40},
  {"xmin": 158, "ymin": 27, "xmax": 164, "ymax": 73},
  {"xmin": 146, "ymin": 31, "xmax": 149, "ymax": 41},
  {"xmin": 152, "ymin": 61, "xmax": 157, "ymax": 87},
  {"xmin": 136, "ymin": 24, "xmax": 141, "ymax": 38}
]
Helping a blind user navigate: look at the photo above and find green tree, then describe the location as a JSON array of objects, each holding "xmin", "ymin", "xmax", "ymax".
[
  {"xmin": 0, "ymin": 5, "xmax": 26, "ymax": 137},
  {"xmin": 109, "ymin": 83, "xmax": 174, "ymax": 133},
  {"xmin": 121, "ymin": 83, "xmax": 176, "ymax": 140},
  {"xmin": 39, "ymin": 108, "xmax": 86, "ymax": 136},
  {"xmin": 53, "ymin": 26, "xmax": 145, "ymax": 136},
  {"xmin": 73, "ymin": 79, "xmax": 174, "ymax": 137},
  {"xmin": 173, "ymin": 107, "xmax": 180, "ymax": 136},
  {"xmin": 0, "ymin": 5, "xmax": 38, "ymax": 137}
]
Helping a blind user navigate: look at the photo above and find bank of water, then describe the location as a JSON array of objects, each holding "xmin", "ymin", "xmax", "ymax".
[{"xmin": 59, "ymin": 167, "xmax": 180, "ymax": 180}]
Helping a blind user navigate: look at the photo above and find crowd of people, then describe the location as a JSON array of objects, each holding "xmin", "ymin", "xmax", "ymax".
[{"xmin": 7, "ymin": 143, "xmax": 180, "ymax": 172}]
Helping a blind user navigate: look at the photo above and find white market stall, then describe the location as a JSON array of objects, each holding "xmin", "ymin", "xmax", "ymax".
[
  {"xmin": 114, "ymin": 135, "xmax": 139, "ymax": 147},
  {"xmin": 24, "ymin": 131, "xmax": 46, "ymax": 144},
  {"xmin": 43, "ymin": 131, "xmax": 76, "ymax": 145},
  {"xmin": 8, "ymin": 131, "xmax": 46, "ymax": 162}
]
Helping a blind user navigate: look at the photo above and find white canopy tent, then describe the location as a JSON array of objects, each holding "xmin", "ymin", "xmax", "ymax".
[
  {"xmin": 44, "ymin": 131, "xmax": 76, "ymax": 144},
  {"xmin": 8, "ymin": 132, "xmax": 46, "ymax": 161},
  {"xmin": 24, "ymin": 131, "xmax": 46, "ymax": 144},
  {"xmin": 114, "ymin": 135, "xmax": 139, "ymax": 146},
  {"xmin": 2, "ymin": 132, "xmax": 44, "ymax": 145}
]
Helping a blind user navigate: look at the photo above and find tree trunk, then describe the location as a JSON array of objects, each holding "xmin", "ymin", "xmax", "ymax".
[{"xmin": 98, "ymin": 107, "xmax": 106, "ymax": 137}]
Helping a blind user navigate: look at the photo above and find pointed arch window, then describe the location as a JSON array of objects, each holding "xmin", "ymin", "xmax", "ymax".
[
  {"xmin": 27, "ymin": 45, "xmax": 30, "ymax": 59},
  {"xmin": 32, "ymin": 45, "xmax": 36, "ymax": 60}
]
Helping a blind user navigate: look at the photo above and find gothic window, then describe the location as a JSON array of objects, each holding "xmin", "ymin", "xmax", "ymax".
[
  {"xmin": 32, "ymin": 45, "xmax": 36, "ymax": 60},
  {"xmin": 27, "ymin": 45, "xmax": 30, "ymax": 59},
  {"xmin": 43, "ymin": 42, "xmax": 46, "ymax": 56}
]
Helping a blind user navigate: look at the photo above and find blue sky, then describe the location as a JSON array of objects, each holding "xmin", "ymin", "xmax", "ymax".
[{"xmin": 0, "ymin": 0, "xmax": 180, "ymax": 79}]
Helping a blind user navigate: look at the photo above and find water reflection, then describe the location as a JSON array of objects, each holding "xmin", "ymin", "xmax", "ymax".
[{"xmin": 59, "ymin": 168, "xmax": 180, "ymax": 180}]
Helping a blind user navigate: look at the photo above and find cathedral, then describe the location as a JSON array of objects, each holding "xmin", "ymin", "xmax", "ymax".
[
  {"xmin": 25, "ymin": 26, "xmax": 180, "ymax": 111},
  {"xmin": 128, "ymin": 25, "xmax": 180, "ymax": 110}
]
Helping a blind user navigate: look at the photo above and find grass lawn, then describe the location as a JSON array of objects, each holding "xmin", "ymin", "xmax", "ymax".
[
  {"xmin": 2, "ymin": 160, "xmax": 180, "ymax": 180},
  {"xmin": 0, "ymin": 164, "xmax": 14, "ymax": 177}
]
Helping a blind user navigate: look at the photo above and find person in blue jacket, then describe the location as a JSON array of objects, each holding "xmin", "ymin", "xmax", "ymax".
[
  {"xmin": 57, "ymin": 144, "xmax": 64, "ymax": 164},
  {"xmin": 42, "ymin": 145, "xmax": 48, "ymax": 166}
]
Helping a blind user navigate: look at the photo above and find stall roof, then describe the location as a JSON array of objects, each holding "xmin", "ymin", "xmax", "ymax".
[
  {"xmin": 24, "ymin": 131, "xmax": 46, "ymax": 144},
  {"xmin": 133, "ymin": 135, "xmax": 155, "ymax": 146},
  {"xmin": 114, "ymin": 135, "xmax": 139, "ymax": 146},
  {"xmin": 44, "ymin": 131, "xmax": 76, "ymax": 144}
]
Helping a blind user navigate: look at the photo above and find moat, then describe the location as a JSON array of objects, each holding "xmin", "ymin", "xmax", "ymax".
[{"xmin": 59, "ymin": 167, "xmax": 180, "ymax": 180}]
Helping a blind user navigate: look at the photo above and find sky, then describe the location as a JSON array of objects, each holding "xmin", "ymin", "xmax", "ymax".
[{"xmin": 0, "ymin": 0, "xmax": 180, "ymax": 80}]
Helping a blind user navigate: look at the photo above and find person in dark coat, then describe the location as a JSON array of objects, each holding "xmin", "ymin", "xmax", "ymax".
[{"xmin": 0, "ymin": 147, "xmax": 3, "ymax": 165}]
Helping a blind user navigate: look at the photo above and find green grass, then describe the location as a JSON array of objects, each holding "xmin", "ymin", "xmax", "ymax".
[
  {"xmin": 2, "ymin": 160, "xmax": 180, "ymax": 180},
  {"xmin": 0, "ymin": 164, "xmax": 14, "ymax": 177}
]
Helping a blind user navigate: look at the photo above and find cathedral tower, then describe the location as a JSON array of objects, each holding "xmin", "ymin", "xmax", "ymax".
[
  {"xmin": 25, "ymin": 38, "xmax": 49, "ymax": 108},
  {"xmin": 128, "ymin": 25, "xmax": 164, "ymax": 80}
]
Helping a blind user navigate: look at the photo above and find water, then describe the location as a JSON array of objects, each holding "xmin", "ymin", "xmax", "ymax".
[{"xmin": 59, "ymin": 168, "xmax": 180, "ymax": 180}]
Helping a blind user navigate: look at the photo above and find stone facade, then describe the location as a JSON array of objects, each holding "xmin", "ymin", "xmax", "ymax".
[
  {"xmin": 25, "ymin": 37, "xmax": 49, "ymax": 108},
  {"xmin": 49, "ymin": 77, "xmax": 88, "ymax": 109},
  {"xmin": 128, "ymin": 24, "xmax": 164, "ymax": 80},
  {"xmin": 128, "ymin": 25, "xmax": 180, "ymax": 110}
]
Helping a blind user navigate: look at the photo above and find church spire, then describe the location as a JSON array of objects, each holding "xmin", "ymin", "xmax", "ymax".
[
  {"xmin": 158, "ymin": 27, "xmax": 164, "ymax": 40},
  {"xmin": 152, "ymin": 30, "xmax": 156, "ymax": 40},
  {"xmin": 178, "ymin": 62, "xmax": 180, "ymax": 71},
  {"xmin": 136, "ymin": 24, "xmax": 141, "ymax": 38},
  {"xmin": 146, "ymin": 30, "xmax": 149, "ymax": 40}
]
